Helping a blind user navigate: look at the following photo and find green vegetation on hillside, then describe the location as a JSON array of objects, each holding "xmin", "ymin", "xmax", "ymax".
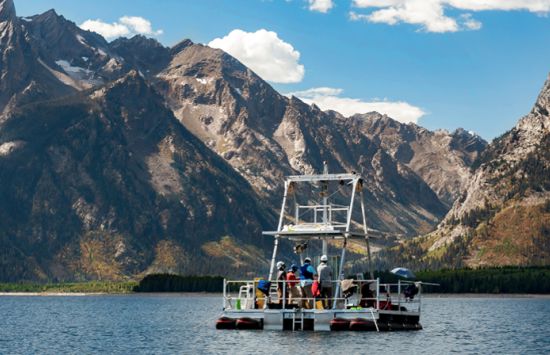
[
  {"xmin": 415, "ymin": 266, "xmax": 550, "ymax": 293},
  {"xmin": 133, "ymin": 274, "xmax": 224, "ymax": 292},
  {"xmin": 0, "ymin": 281, "xmax": 137, "ymax": 293},
  {"xmin": 1, "ymin": 267, "xmax": 548, "ymax": 294},
  {"xmin": 354, "ymin": 267, "xmax": 550, "ymax": 293}
]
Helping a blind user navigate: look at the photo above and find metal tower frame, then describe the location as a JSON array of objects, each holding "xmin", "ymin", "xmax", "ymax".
[{"xmin": 263, "ymin": 165, "xmax": 374, "ymax": 308}]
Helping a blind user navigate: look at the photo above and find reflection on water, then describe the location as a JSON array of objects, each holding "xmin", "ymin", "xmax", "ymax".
[{"xmin": 0, "ymin": 295, "xmax": 549, "ymax": 354}]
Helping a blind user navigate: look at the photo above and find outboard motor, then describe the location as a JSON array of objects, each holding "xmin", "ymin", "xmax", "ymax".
[{"xmin": 404, "ymin": 283, "xmax": 419, "ymax": 300}]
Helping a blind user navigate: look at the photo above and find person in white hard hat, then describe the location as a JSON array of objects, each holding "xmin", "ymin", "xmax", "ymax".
[{"xmin": 317, "ymin": 255, "xmax": 333, "ymax": 309}]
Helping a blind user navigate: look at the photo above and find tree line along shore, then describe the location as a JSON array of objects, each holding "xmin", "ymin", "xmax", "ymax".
[{"xmin": 0, "ymin": 266, "xmax": 548, "ymax": 294}]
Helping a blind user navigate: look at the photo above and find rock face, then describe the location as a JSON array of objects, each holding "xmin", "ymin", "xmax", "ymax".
[
  {"xmin": 411, "ymin": 76, "xmax": 550, "ymax": 268},
  {"xmin": 0, "ymin": 1, "xmax": 74, "ymax": 113},
  {"xmin": 157, "ymin": 43, "xmax": 448, "ymax": 236},
  {"xmin": 0, "ymin": 71, "xmax": 273, "ymax": 281},
  {"xmin": 110, "ymin": 35, "xmax": 171, "ymax": 76},
  {"xmin": 351, "ymin": 113, "xmax": 487, "ymax": 207}
]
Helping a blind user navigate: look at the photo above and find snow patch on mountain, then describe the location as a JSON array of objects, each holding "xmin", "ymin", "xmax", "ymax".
[
  {"xmin": 55, "ymin": 59, "xmax": 92, "ymax": 75},
  {"xmin": 0, "ymin": 140, "xmax": 24, "ymax": 156},
  {"xmin": 196, "ymin": 77, "xmax": 213, "ymax": 85}
]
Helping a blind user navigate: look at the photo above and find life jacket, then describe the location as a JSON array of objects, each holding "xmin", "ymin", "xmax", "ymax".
[
  {"xmin": 311, "ymin": 280, "xmax": 321, "ymax": 297},
  {"xmin": 286, "ymin": 272, "xmax": 298, "ymax": 287},
  {"xmin": 300, "ymin": 264, "xmax": 313, "ymax": 280}
]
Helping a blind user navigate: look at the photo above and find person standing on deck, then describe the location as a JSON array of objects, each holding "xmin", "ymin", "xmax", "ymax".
[
  {"xmin": 286, "ymin": 264, "xmax": 301, "ymax": 306},
  {"xmin": 317, "ymin": 255, "xmax": 333, "ymax": 309},
  {"xmin": 276, "ymin": 261, "xmax": 287, "ymax": 305},
  {"xmin": 300, "ymin": 257, "xmax": 317, "ymax": 309}
]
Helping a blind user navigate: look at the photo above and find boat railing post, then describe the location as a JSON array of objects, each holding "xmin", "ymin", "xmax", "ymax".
[
  {"xmin": 253, "ymin": 279, "xmax": 257, "ymax": 310},
  {"xmin": 418, "ymin": 283, "xmax": 422, "ymax": 313},
  {"xmin": 223, "ymin": 278, "xmax": 227, "ymax": 310},
  {"xmin": 359, "ymin": 189, "xmax": 374, "ymax": 280},
  {"xmin": 269, "ymin": 180, "xmax": 289, "ymax": 281},
  {"xmin": 398, "ymin": 279, "xmax": 401, "ymax": 312},
  {"xmin": 376, "ymin": 278, "xmax": 380, "ymax": 310},
  {"xmin": 332, "ymin": 238, "xmax": 348, "ymax": 309},
  {"xmin": 282, "ymin": 280, "xmax": 286, "ymax": 309}
]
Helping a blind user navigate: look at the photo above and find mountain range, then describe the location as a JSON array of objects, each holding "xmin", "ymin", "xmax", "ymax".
[
  {"xmin": 0, "ymin": 0, "xmax": 547, "ymax": 281},
  {"xmin": 377, "ymin": 75, "xmax": 550, "ymax": 270}
]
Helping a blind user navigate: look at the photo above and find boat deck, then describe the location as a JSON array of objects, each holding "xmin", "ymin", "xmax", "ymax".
[{"xmin": 217, "ymin": 278, "xmax": 423, "ymax": 332}]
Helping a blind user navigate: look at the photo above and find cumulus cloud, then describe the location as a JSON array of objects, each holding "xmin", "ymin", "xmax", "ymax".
[
  {"xmin": 208, "ymin": 29, "xmax": 305, "ymax": 84},
  {"xmin": 350, "ymin": 0, "xmax": 550, "ymax": 33},
  {"xmin": 80, "ymin": 16, "xmax": 163, "ymax": 40},
  {"xmin": 288, "ymin": 87, "xmax": 425, "ymax": 123},
  {"xmin": 308, "ymin": 0, "xmax": 334, "ymax": 13}
]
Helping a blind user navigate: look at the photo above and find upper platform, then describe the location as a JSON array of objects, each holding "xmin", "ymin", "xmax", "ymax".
[
  {"xmin": 263, "ymin": 170, "xmax": 368, "ymax": 240},
  {"xmin": 285, "ymin": 173, "xmax": 361, "ymax": 183}
]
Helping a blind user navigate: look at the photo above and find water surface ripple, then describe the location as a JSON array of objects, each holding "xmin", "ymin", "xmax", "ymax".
[{"xmin": 1, "ymin": 295, "xmax": 549, "ymax": 354}]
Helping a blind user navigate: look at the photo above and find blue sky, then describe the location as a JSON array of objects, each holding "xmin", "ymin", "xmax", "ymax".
[{"xmin": 14, "ymin": 0, "xmax": 550, "ymax": 140}]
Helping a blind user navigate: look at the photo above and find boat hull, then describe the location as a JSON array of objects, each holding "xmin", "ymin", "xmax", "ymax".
[{"xmin": 217, "ymin": 309, "xmax": 421, "ymax": 332}]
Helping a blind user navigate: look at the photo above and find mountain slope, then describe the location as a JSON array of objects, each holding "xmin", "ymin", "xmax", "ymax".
[
  {"xmin": 1, "ymin": 2, "xmax": 451, "ymax": 237},
  {"xmin": 157, "ymin": 43, "xmax": 447, "ymax": 236},
  {"xmin": 349, "ymin": 113, "xmax": 487, "ymax": 207},
  {"xmin": 0, "ymin": 71, "xmax": 273, "ymax": 281},
  {"xmin": 0, "ymin": 0, "xmax": 75, "ymax": 114},
  {"xmin": 385, "ymin": 76, "xmax": 550, "ymax": 269},
  {"xmin": 0, "ymin": 0, "xmax": 504, "ymax": 282}
]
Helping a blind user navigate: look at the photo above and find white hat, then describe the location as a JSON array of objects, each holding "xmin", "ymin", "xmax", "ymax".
[
  {"xmin": 276, "ymin": 261, "xmax": 285, "ymax": 269},
  {"xmin": 320, "ymin": 255, "xmax": 328, "ymax": 262}
]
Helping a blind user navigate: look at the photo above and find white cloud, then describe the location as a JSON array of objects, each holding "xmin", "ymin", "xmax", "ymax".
[
  {"xmin": 208, "ymin": 29, "xmax": 305, "ymax": 84},
  {"xmin": 308, "ymin": 0, "xmax": 334, "ymax": 13},
  {"xmin": 119, "ymin": 16, "xmax": 163, "ymax": 36},
  {"xmin": 459, "ymin": 13, "xmax": 482, "ymax": 30},
  {"xmin": 351, "ymin": 0, "xmax": 550, "ymax": 33},
  {"xmin": 80, "ymin": 16, "xmax": 163, "ymax": 40},
  {"xmin": 288, "ymin": 87, "xmax": 425, "ymax": 124}
]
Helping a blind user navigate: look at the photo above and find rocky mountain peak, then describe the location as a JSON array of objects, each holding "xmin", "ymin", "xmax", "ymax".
[
  {"xmin": 29, "ymin": 8, "xmax": 108, "ymax": 48},
  {"xmin": 112, "ymin": 35, "xmax": 163, "ymax": 49},
  {"xmin": 170, "ymin": 39, "xmax": 194, "ymax": 56},
  {"xmin": 529, "ymin": 74, "xmax": 550, "ymax": 118},
  {"xmin": 100, "ymin": 70, "xmax": 153, "ymax": 105},
  {"xmin": 0, "ymin": 0, "xmax": 15, "ymax": 22},
  {"xmin": 110, "ymin": 35, "xmax": 170, "ymax": 76},
  {"xmin": 499, "ymin": 76, "xmax": 550, "ymax": 165},
  {"xmin": 36, "ymin": 8, "xmax": 58, "ymax": 20},
  {"xmin": 30, "ymin": 9, "xmax": 73, "ymax": 33},
  {"xmin": 450, "ymin": 128, "xmax": 487, "ymax": 162}
]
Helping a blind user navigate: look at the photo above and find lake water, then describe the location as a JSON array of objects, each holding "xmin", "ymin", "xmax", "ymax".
[{"xmin": 0, "ymin": 295, "xmax": 549, "ymax": 354}]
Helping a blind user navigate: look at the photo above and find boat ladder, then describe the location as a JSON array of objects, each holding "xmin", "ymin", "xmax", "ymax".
[
  {"xmin": 292, "ymin": 312, "xmax": 304, "ymax": 331},
  {"xmin": 369, "ymin": 308, "xmax": 380, "ymax": 332}
]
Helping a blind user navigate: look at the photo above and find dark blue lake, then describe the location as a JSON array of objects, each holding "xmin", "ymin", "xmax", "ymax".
[{"xmin": 1, "ymin": 295, "xmax": 549, "ymax": 354}]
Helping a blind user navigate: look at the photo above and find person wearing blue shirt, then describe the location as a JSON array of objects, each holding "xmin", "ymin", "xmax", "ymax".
[{"xmin": 299, "ymin": 257, "xmax": 317, "ymax": 309}]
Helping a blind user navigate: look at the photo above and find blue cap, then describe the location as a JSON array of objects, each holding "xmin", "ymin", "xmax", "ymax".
[{"xmin": 290, "ymin": 264, "xmax": 298, "ymax": 271}]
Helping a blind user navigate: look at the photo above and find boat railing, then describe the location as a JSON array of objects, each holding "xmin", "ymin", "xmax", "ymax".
[
  {"xmin": 293, "ymin": 203, "xmax": 349, "ymax": 228},
  {"xmin": 375, "ymin": 280, "xmax": 422, "ymax": 313},
  {"xmin": 222, "ymin": 278, "xmax": 422, "ymax": 313}
]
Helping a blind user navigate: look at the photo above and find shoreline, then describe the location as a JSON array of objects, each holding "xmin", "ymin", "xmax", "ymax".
[
  {"xmin": 1, "ymin": 292, "xmax": 548, "ymax": 298},
  {"xmin": 424, "ymin": 293, "xmax": 550, "ymax": 299},
  {"xmin": 0, "ymin": 292, "xmax": 108, "ymax": 297},
  {"xmin": 0, "ymin": 291, "xmax": 220, "ymax": 297}
]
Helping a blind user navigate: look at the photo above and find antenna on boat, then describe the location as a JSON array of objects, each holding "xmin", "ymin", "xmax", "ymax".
[{"xmin": 322, "ymin": 161, "xmax": 329, "ymax": 257}]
